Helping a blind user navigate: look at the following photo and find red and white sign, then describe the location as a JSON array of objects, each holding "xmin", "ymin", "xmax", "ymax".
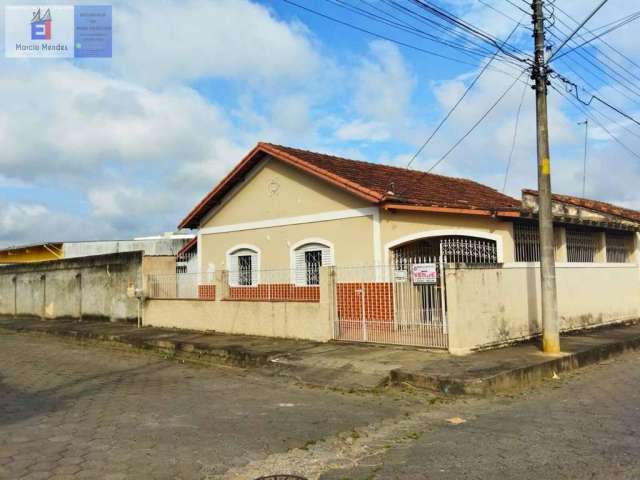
[{"xmin": 411, "ymin": 263, "xmax": 437, "ymax": 284}]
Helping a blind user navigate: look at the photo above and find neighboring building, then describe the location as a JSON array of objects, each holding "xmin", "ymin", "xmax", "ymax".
[{"xmin": 0, "ymin": 233, "xmax": 194, "ymax": 265}]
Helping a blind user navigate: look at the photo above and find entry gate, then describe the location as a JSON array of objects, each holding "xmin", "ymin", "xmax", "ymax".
[{"xmin": 332, "ymin": 236, "xmax": 497, "ymax": 349}]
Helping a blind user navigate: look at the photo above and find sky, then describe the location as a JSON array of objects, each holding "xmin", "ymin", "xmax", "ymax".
[{"xmin": 1, "ymin": 0, "xmax": 639, "ymax": 247}]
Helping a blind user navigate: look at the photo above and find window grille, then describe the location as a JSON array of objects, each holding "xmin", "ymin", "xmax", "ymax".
[
  {"xmin": 514, "ymin": 223, "xmax": 540, "ymax": 262},
  {"xmin": 238, "ymin": 255, "xmax": 253, "ymax": 286},
  {"xmin": 228, "ymin": 247, "xmax": 259, "ymax": 286},
  {"xmin": 304, "ymin": 250, "xmax": 322, "ymax": 285},
  {"xmin": 293, "ymin": 242, "xmax": 333, "ymax": 286},
  {"xmin": 606, "ymin": 232, "xmax": 633, "ymax": 263},
  {"xmin": 566, "ymin": 228, "xmax": 597, "ymax": 263}
]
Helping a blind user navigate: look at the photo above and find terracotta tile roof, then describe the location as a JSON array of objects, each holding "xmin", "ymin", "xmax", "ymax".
[
  {"xmin": 179, "ymin": 142, "xmax": 521, "ymax": 229},
  {"xmin": 266, "ymin": 143, "xmax": 521, "ymax": 210},
  {"xmin": 523, "ymin": 189, "xmax": 640, "ymax": 223}
]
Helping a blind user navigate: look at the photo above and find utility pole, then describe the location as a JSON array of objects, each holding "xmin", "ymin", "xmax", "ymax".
[
  {"xmin": 578, "ymin": 120, "xmax": 589, "ymax": 197},
  {"xmin": 532, "ymin": 0, "xmax": 560, "ymax": 353}
]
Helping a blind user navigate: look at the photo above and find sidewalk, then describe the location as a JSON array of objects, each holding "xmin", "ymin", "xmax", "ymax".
[{"xmin": 2, "ymin": 316, "xmax": 640, "ymax": 395}]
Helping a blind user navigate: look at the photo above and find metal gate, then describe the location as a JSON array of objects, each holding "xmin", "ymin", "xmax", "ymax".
[{"xmin": 332, "ymin": 236, "xmax": 497, "ymax": 349}]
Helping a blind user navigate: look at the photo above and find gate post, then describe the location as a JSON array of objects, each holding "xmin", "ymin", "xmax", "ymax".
[{"xmin": 319, "ymin": 266, "xmax": 336, "ymax": 341}]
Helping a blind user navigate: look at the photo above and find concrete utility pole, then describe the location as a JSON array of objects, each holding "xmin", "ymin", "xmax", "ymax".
[{"xmin": 532, "ymin": 0, "xmax": 560, "ymax": 353}]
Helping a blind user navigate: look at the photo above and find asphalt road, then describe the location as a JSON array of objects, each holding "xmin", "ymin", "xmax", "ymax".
[{"xmin": 1, "ymin": 331, "xmax": 639, "ymax": 480}]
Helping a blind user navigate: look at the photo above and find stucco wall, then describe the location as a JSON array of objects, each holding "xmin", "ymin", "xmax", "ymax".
[
  {"xmin": 446, "ymin": 264, "xmax": 640, "ymax": 354},
  {"xmin": 380, "ymin": 210, "xmax": 515, "ymax": 263},
  {"xmin": 143, "ymin": 299, "xmax": 332, "ymax": 342},
  {"xmin": 201, "ymin": 215, "xmax": 375, "ymax": 271},
  {"xmin": 202, "ymin": 157, "xmax": 371, "ymax": 229},
  {"xmin": 0, "ymin": 252, "xmax": 143, "ymax": 321}
]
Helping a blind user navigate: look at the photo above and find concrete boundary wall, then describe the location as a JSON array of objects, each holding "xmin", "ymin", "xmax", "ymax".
[
  {"xmin": 143, "ymin": 267, "xmax": 334, "ymax": 342},
  {"xmin": 0, "ymin": 252, "xmax": 144, "ymax": 322},
  {"xmin": 446, "ymin": 264, "xmax": 640, "ymax": 354}
]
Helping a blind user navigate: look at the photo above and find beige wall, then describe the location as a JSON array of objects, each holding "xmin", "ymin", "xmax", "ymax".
[
  {"xmin": 202, "ymin": 157, "xmax": 370, "ymax": 228},
  {"xmin": 446, "ymin": 264, "xmax": 640, "ymax": 354},
  {"xmin": 201, "ymin": 215, "xmax": 375, "ymax": 271},
  {"xmin": 380, "ymin": 210, "xmax": 515, "ymax": 263},
  {"xmin": 144, "ymin": 299, "xmax": 332, "ymax": 342},
  {"xmin": 143, "ymin": 267, "xmax": 334, "ymax": 342}
]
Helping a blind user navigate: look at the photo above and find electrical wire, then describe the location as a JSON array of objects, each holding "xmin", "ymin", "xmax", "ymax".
[
  {"xmin": 426, "ymin": 70, "xmax": 527, "ymax": 173},
  {"xmin": 503, "ymin": 81, "xmax": 528, "ymax": 193},
  {"xmin": 550, "ymin": 81, "xmax": 640, "ymax": 162},
  {"xmin": 406, "ymin": 21, "xmax": 525, "ymax": 169},
  {"xmin": 282, "ymin": 0, "xmax": 529, "ymax": 79}
]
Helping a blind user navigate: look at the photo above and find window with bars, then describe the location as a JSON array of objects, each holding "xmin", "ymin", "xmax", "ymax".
[
  {"xmin": 227, "ymin": 247, "xmax": 259, "ymax": 286},
  {"xmin": 238, "ymin": 255, "xmax": 253, "ymax": 286},
  {"xmin": 293, "ymin": 241, "xmax": 333, "ymax": 286},
  {"xmin": 606, "ymin": 232, "xmax": 633, "ymax": 263},
  {"xmin": 513, "ymin": 222, "xmax": 540, "ymax": 262},
  {"xmin": 566, "ymin": 228, "xmax": 597, "ymax": 263},
  {"xmin": 304, "ymin": 250, "xmax": 322, "ymax": 285}
]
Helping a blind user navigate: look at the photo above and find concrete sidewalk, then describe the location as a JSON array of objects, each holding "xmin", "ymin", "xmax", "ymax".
[{"xmin": 2, "ymin": 316, "xmax": 640, "ymax": 395}]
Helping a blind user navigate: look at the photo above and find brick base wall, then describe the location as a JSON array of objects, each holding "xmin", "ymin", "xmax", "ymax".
[
  {"xmin": 336, "ymin": 282, "xmax": 394, "ymax": 322},
  {"xmin": 198, "ymin": 284, "xmax": 216, "ymax": 300},
  {"xmin": 228, "ymin": 284, "xmax": 320, "ymax": 302}
]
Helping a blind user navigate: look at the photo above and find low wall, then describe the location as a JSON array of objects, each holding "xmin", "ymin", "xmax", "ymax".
[
  {"xmin": 0, "ymin": 251, "xmax": 143, "ymax": 322},
  {"xmin": 446, "ymin": 264, "xmax": 640, "ymax": 354},
  {"xmin": 143, "ymin": 299, "xmax": 332, "ymax": 342}
]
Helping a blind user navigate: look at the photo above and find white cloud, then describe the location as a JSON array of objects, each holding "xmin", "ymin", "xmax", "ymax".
[
  {"xmin": 335, "ymin": 120, "xmax": 390, "ymax": 142},
  {"xmin": 113, "ymin": 0, "xmax": 320, "ymax": 85},
  {"xmin": 353, "ymin": 40, "xmax": 416, "ymax": 123}
]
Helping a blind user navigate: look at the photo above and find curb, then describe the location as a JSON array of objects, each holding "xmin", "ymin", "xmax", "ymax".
[{"xmin": 389, "ymin": 333, "xmax": 640, "ymax": 395}]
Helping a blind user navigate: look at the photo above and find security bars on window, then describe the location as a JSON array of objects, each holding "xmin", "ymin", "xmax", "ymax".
[
  {"xmin": 514, "ymin": 222, "xmax": 540, "ymax": 262},
  {"xmin": 606, "ymin": 232, "xmax": 633, "ymax": 263},
  {"xmin": 566, "ymin": 228, "xmax": 597, "ymax": 263}
]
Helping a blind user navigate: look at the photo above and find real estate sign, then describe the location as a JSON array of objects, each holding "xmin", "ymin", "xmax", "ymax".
[{"xmin": 411, "ymin": 263, "xmax": 437, "ymax": 284}]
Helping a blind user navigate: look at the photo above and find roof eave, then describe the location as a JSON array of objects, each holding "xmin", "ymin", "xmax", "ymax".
[{"xmin": 383, "ymin": 203, "xmax": 521, "ymax": 217}]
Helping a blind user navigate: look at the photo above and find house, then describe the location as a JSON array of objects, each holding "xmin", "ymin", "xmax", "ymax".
[
  {"xmin": 143, "ymin": 142, "xmax": 640, "ymax": 354},
  {"xmin": 179, "ymin": 142, "xmax": 638, "ymax": 275}
]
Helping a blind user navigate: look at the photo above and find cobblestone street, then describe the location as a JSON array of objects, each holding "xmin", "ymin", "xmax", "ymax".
[{"xmin": 2, "ymin": 331, "xmax": 640, "ymax": 479}]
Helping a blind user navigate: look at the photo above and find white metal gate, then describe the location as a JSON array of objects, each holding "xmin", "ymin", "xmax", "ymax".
[{"xmin": 332, "ymin": 236, "xmax": 497, "ymax": 349}]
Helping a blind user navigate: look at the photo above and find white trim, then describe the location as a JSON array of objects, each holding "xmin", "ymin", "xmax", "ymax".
[
  {"xmin": 289, "ymin": 237, "xmax": 335, "ymax": 269},
  {"xmin": 372, "ymin": 208, "xmax": 382, "ymax": 266},
  {"xmin": 199, "ymin": 207, "xmax": 378, "ymax": 235},
  {"xmin": 226, "ymin": 244, "xmax": 261, "ymax": 286},
  {"xmin": 289, "ymin": 238, "xmax": 335, "ymax": 285},
  {"xmin": 383, "ymin": 228, "xmax": 505, "ymax": 264},
  {"xmin": 197, "ymin": 232, "xmax": 202, "ymax": 276}
]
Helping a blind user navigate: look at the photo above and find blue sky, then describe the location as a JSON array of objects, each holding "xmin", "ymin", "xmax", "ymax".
[{"xmin": 1, "ymin": 0, "xmax": 639, "ymax": 246}]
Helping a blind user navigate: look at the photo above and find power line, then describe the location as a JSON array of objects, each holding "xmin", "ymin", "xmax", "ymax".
[
  {"xmin": 553, "ymin": 72, "xmax": 640, "ymax": 128},
  {"xmin": 408, "ymin": 0, "xmax": 531, "ymax": 63},
  {"xmin": 426, "ymin": 70, "xmax": 527, "ymax": 173},
  {"xmin": 503, "ymin": 81, "xmax": 528, "ymax": 193},
  {"xmin": 282, "ymin": 0, "xmax": 528, "ymax": 79},
  {"xmin": 551, "ymin": 3, "xmax": 640, "ymax": 72},
  {"xmin": 550, "ymin": 11, "xmax": 640, "ymax": 62},
  {"xmin": 547, "ymin": 0, "xmax": 609, "ymax": 63},
  {"xmin": 321, "ymin": 0, "xmax": 526, "ymax": 69},
  {"xmin": 550, "ymin": 81, "xmax": 640, "ymax": 162},
  {"xmin": 406, "ymin": 21, "xmax": 525, "ymax": 169}
]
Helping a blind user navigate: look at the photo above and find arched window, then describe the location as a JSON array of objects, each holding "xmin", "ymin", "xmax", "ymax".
[
  {"xmin": 227, "ymin": 245, "xmax": 260, "ymax": 286},
  {"xmin": 291, "ymin": 240, "xmax": 334, "ymax": 286}
]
